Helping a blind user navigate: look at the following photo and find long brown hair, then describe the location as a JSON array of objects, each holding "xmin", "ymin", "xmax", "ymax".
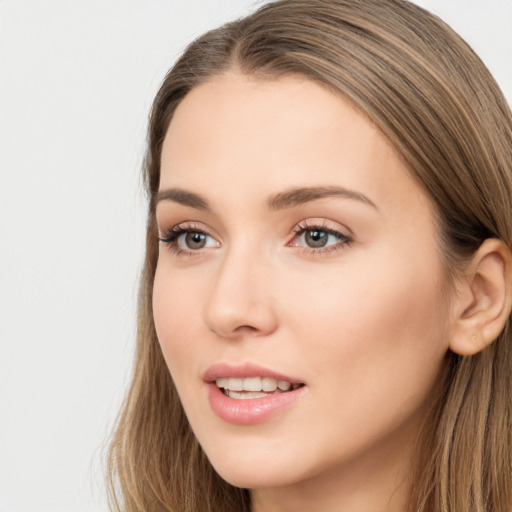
[{"xmin": 107, "ymin": 1, "xmax": 512, "ymax": 510}]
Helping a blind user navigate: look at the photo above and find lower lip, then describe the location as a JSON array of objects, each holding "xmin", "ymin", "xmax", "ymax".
[{"xmin": 206, "ymin": 383, "xmax": 306, "ymax": 425}]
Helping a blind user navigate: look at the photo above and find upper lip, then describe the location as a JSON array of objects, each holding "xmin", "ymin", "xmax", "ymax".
[{"xmin": 203, "ymin": 362, "xmax": 304, "ymax": 385}]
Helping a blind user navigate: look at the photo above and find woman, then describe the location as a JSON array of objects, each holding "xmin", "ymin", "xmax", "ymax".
[{"xmin": 107, "ymin": 1, "xmax": 512, "ymax": 511}]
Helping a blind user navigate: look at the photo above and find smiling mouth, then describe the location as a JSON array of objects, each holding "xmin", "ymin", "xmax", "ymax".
[{"xmin": 215, "ymin": 376, "xmax": 304, "ymax": 400}]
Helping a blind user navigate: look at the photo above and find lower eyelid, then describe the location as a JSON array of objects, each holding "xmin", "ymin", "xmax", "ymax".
[
  {"xmin": 300, "ymin": 245, "xmax": 347, "ymax": 257},
  {"xmin": 297, "ymin": 235, "xmax": 351, "ymax": 248}
]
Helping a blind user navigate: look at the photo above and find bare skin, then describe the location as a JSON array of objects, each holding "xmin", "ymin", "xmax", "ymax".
[{"xmin": 153, "ymin": 72, "xmax": 456, "ymax": 512}]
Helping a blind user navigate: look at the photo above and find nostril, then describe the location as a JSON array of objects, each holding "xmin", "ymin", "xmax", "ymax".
[{"xmin": 235, "ymin": 325, "xmax": 258, "ymax": 333}]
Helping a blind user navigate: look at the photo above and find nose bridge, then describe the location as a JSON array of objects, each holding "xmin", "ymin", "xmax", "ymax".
[{"xmin": 204, "ymin": 237, "xmax": 277, "ymax": 338}]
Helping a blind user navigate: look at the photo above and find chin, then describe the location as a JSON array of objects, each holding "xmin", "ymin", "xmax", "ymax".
[
  {"xmin": 203, "ymin": 439, "xmax": 318, "ymax": 491},
  {"xmin": 212, "ymin": 462, "xmax": 295, "ymax": 490}
]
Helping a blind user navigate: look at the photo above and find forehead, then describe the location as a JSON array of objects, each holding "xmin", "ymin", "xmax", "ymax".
[
  {"xmin": 159, "ymin": 72, "xmax": 431, "ymax": 219},
  {"xmin": 162, "ymin": 72, "xmax": 384, "ymax": 170}
]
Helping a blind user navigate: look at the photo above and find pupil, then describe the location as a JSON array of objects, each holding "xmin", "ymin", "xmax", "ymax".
[
  {"xmin": 305, "ymin": 230, "xmax": 328, "ymax": 248},
  {"xmin": 186, "ymin": 232, "xmax": 206, "ymax": 249}
]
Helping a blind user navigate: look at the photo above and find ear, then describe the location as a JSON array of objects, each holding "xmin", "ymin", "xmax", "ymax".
[{"xmin": 449, "ymin": 238, "xmax": 512, "ymax": 356}]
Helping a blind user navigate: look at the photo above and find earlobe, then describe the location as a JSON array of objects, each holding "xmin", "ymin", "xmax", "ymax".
[{"xmin": 449, "ymin": 238, "xmax": 512, "ymax": 357}]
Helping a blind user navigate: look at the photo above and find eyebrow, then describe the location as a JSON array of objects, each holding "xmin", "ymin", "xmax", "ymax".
[
  {"xmin": 156, "ymin": 186, "xmax": 378, "ymax": 211},
  {"xmin": 156, "ymin": 188, "xmax": 209, "ymax": 210},
  {"xmin": 267, "ymin": 186, "xmax": 378, "ymax": 211}
]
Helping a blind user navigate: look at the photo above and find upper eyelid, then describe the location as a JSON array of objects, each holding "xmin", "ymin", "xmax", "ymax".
[
  {"xmin": 158, "ymin": 218, "xmax": 353, "ymax": 244},
  {"xmin": 292, "ymin": 218, "xmax": 353, "ymax": 237},
  {"xmin": 158, "ymin": 221, "xmax": 215, "ymax": 237}
]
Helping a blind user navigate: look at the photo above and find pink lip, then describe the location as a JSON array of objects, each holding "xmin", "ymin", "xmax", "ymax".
[
  {"xmin": 204, "ymin": 363, "xmax": 307, "ymax": 425},
  {"xmin": 203, "ymin": 362, "xmax": 303, "ymax": 384}
]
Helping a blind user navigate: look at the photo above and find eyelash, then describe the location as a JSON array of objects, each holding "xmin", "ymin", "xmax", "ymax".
[
  {"xmin": 290, "ymin": 221, "xmax": 353, "ymax": 255},
  {"xmin": 157, "ymin": 221, "xmax": 353, "ymax": 256},
  {"xmin": 157, "ymin": 223, "xmax": 215, "ymax": 256}
]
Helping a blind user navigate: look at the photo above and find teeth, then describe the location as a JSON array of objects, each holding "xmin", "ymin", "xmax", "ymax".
[
  {"xmin": 243, "ymin": 377, "xmax": 263, "ymax": 392},
  {"xmin": 227, "ymin": 390, "xmax": 268, "ymax": 399},
  {"xmin": 262, "ymin": 377, "xmax": 277, "ymax": 392},
  {"xmin": 215, "ymin": 376, "xmax": 295, "ymax": 393},
  {"xmin": 215, "ymin": 377, "xmax": 243, "ymax": 391},
  {"xmin": 277, "ymin": 380, "xmax": 291, "ymax": 391}
]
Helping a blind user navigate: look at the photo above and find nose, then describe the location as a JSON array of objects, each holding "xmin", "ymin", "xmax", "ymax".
[{"xmin": 203, "ymin": 245, "xmax": 278, "ymax": 339}]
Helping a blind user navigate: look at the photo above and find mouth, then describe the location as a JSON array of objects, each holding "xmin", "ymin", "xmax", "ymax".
[
  {"xmin": 215, "ymin": 376, "xmax": 304, "ymax": 400},
  {"xmin": 204, "ymin": 363, "xmax": 307, "ymax": 423}
]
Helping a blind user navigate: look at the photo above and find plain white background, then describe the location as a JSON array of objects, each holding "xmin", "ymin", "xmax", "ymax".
[{"xmin": 0, "ymin": 1, "xmax": 510, "ymax": 511}]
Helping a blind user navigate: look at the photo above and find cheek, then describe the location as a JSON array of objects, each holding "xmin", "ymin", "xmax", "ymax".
[
  {"xmin": 152, "ymin": 263, "xmax": 206, "ymax": 382},
  {"xmin": 282, "ymin": 252, "xmax": 449, "ymax": 427}
]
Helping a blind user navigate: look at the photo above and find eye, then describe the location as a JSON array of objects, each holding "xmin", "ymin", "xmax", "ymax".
[
  {"xmin": 303, "ymin": 229, "xmax": 332, "ymax": 248},
  {"xmin": 158, "ymin": 223, "xmax": 220, "ymax": 254},
  {"xmin": 289, "ymin": 221, "xmax": 352, "ymax": 253},
  {"xmin": 181, "ymin": 231, "xmax": 209, "ymax": 250}
]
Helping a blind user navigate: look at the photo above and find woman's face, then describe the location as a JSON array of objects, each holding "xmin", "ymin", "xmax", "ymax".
[{"xmin": 153, "ymin": 72, "xmax": 452, "ymax": 495}]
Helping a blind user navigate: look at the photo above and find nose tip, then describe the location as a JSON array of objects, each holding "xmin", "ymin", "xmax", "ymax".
[
  {"xmin": 203, "ymin": 257, "xmax": 278, "ymax": 339},
  {"xmin": 205, "ymin": 300, "xmax": 278, "ymax": 339}
]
